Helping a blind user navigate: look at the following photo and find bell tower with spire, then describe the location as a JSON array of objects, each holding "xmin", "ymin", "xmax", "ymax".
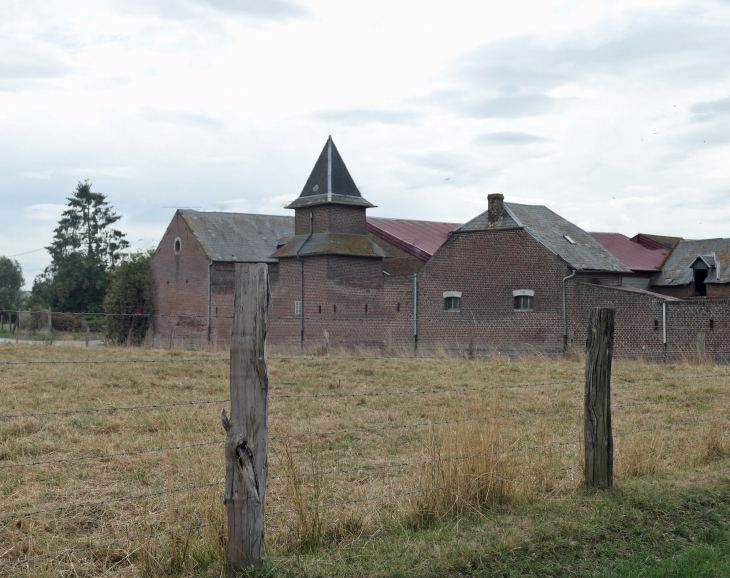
[
  {"xmin": 272, "ymin": 136, "xmax": 387, "ymax": 265},
  {"xmin": 271, "ymin": 137, "xmax": 388, "ymax": 340}
]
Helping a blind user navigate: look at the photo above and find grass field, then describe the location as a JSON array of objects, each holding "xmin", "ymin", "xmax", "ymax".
[{"xmin": 1, "ymin": 342, "xmax": 729, "ymax": 577}]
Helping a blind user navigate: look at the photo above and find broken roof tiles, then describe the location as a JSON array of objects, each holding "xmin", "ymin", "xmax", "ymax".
[{"xmin": 652, "ymin": 238, "xmax": 730, "ymax": 286}]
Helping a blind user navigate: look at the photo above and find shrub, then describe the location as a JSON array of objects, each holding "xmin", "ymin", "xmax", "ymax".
[
  {"xmin": 104, "ymin": 251, "xmax": 153, "ymax": 345},
  {"xmin": 52, "ymin": 314, "xmax": 79, "ymax": 332}
]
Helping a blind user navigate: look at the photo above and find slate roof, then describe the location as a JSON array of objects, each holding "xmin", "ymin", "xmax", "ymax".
[
  {"xmin": 180, "ymin": 210, "xmax": 294, "ymax": 263},
  {"xmin": 651, "ymin": 238, "xmax": 730, "ymax": 286},
  {"xmin": 590, "ymin": 232, "xmax": 669, "ymax": 271},
  {"xmin": 366, "ymin": 217, "xmax": 460, "ymax": 261},
  {"xmin": 286, "ymin": 136, "xmax": 375, "ymax": 209},
  {"xmin": 272, "ymin": 233, "xmax": 388, "ymax": 259},
  {"xmin": 455, "ymin": 202, "xmax": 631, "ymax": 273}
]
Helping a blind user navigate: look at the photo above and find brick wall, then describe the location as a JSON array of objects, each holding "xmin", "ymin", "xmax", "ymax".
[
  {"xmin": 149, "ymin": 212, "xmax": 210, "ymax": 346},
  {"xmin": 366, "ymin": 231, "xmax": 425, "ymax": 275},
  {"xmin": 651, "ymin": 284, "xmax": 695, "ymax": 299},
  {"xmin": 416, "ymin": 229, "xmax": 571, "ymax": 351},
  {"xmin": 295, "ymin": 205, "xmax": 367, "ymax": 235}
]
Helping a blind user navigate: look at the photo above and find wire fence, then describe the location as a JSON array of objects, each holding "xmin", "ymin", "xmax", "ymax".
[{"xmin": 2, "ymin": 317, "xmax": 729, "ymax": 572}]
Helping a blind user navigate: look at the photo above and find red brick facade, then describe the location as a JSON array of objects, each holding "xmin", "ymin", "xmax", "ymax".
[{"xmin": 150, "ymin": 205, "xmax": 730, "ymax": 358}]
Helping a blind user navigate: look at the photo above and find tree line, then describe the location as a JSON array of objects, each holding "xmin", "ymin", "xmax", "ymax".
[{"xmin": 0, "ymin": 181, "xmax": 153, "ymax": 344}]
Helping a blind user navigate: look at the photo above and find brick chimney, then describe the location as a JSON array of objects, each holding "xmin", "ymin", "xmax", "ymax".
[{"xmin": 487, "ymin": 193, "xmax": 504, "ymax": 224}]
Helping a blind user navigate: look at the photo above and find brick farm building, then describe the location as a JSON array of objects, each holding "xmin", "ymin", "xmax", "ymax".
[{"xmin": 149, "ymin": 137, "xmax": 730, "ymax": 358}]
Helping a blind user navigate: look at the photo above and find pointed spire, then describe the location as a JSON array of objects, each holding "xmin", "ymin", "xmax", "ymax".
[{"xmin": 286, "ymin": 137, "xmax": 375, "ymax": 209}]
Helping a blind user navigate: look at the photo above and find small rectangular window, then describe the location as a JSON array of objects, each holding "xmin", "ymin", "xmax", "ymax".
[
  {"xmin": 365, "ymin": 304, "xmax": 368, "ymax": 313},
  {"xmin": 514, "ymin": 295, "xmax": 534, "ymax": 310},
  {"xmin": 710, "ymin": 319, "xmax": 715, "ymax": 331},
  {"xmin": 294, "ymin": 301, "xmax": 302, "ymax": 314},
  {"xmin": 445, "ymin": 296, "xmax": 461, "ymax": 311},
  {"xmin": 333, "ymin": 304, "xmax": 337, "ymax": 313},
  {"xmin": 654, "ymin": 320, "xmax": 659, "ymax": 331},
  {"xmin": 397, "ymin": 303, "xmax": 400, "ymax": 312},
  {"xmin": 318, "ymin": 305, "xmax": 322, "ymax": 313}
]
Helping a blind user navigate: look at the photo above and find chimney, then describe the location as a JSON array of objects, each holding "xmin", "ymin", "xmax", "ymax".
[{"xmin": 487, "ymin": 193, "xmax": 504, "ymax": 224}]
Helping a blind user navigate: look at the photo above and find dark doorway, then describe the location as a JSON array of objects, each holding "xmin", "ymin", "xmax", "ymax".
[{"xmin": 694, "ymin": 268, "xmax": 708, "ymax": 296}]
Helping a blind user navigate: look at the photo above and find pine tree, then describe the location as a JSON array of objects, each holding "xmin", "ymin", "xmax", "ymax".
[{"xmin": 32, "ymin": 181, "xmax": 129, "ymax": 312}]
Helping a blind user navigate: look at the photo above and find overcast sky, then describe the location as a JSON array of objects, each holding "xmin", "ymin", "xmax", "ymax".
[{"xmin": 2, "ymin": 0, "xmax": 730, "ymax": 288}]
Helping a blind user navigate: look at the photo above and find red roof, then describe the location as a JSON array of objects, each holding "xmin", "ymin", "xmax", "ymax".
[
  {"xmin": 589, "ymin": 232, "xmax": 669, "ymax": 271},
  {"xmin": 366, "ymin": 217, "xmax": 460, "ymax": 261}
]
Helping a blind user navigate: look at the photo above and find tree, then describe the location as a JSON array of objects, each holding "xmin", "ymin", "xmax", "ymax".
[
  {"xmin": 32, "ymin": 181, "xmax": 129, "ymax": 312},
  {"xmin": 104, "ymin": 250, "xmax": 152, "ymax": 344},
  {"xmin": 0, "ymin": 257, "xmax": 24, "ymax": 314}
]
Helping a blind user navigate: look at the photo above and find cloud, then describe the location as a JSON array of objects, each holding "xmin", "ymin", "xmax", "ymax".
[
  {"xmin": 140, "ymin": 107, "xmax": 225, "ymax": 130},
  {"xmin": 63, "ymin": 167, "xmax": 138, "ymax": 178},
  {"xmin": 690, "ymin": 96, "xmax": 730, "ymax": 121},
  {"xmin": 196, "ymin": 0, "xmax": 309, "ymax": 18},
  {"xmin": 477, "ymin": 131, "xmax": 552, "ymax": 145},
  {"xmin": 24, "ymin": 204, "xmax": 67, "ymax": 221},
  {"xmin": 19, "ymin": 170, "xmax": 55, "ymax": 180},
  {"xmin": 0, "ymin": 40, "xmax": 70, "ymax": 91},
  {"xmin": 131, "ymin": 0, "xmax": 309, "ymax": 22},
  {"xmin": 420, "ymin": 8, "xmax": 730, "ymax": 119},
  {"xmin": 86, "ymin": 75, "xmax": 134, "ymax": 92},
  {"xmin": 312, "ymin": 107, "xmax": 418, "ymax": 126}
]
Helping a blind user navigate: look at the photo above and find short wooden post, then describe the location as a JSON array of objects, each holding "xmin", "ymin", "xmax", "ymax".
[
  {"xmin": 584, "ymin": 307, "xmax": 615, "ymax": 488},
  {"xmin": 86, "ymin": 325, "xmax": 90, "ymax": 347},
  {"xmin": 221, "ymin": 263, "xmax": 270, "ymax": 567}
]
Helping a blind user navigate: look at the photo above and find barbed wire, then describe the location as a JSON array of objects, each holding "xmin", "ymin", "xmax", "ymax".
[
  {"xmin": 1, "ymin": 399, "xmax": 230, "ymax": 420},
  {"xmin": 269, "ymin": 439, "xmax": 580, "ymax": 481},
  {"xmin": 614, "ymin": 415, "xmax": 724, "ymax": 438},
  {"xmin": 0, "ymin": 482, "xmax": 223, "ymax": 521},
  {"xmin": 1, "ymin": 358, "xmax": 228, "ymax": 366},
  {"xmin": 0, "ymin": 440, "xmax": 222, "ymax": 470},
  {"xmin": 266, "ymin": 466, "xmax": 576, "ymax": 516},
  {"xmin": 0, "ymin": 521, "xmax": 221, "ymax": 569},
  {"xmin": 616, "ymin": 431, "xmax": 730, "ymax": 462},
  {"xmin": 270, "ymin": 379, "xmax": 579, "ymax": 400},
  {"xmin": 269, "ymin": 407, "xmax": 583, "ymax": 442},
  {"xmin": 613, "ymin": 393, "xmax": 730, "ymax": 411}
]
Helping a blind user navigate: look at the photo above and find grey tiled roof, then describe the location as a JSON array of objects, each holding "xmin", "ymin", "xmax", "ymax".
[
  {"xmin": 286, "ymin": 137, "xmax": 375, "ymax": 209},
  {"xmin": 455, "ymin": 202, "xmax": 631, "ymax": 273},
  {"xmin": 180, "ymin": 210, "xmax": 294, "ymax": 262},
  {"xmin": 271, "ymin": 233, "xmax": 388, "ymax": 259},
  {"xmin": 651, "ymin": 238, "xmax": 730, "ymax": 286}
]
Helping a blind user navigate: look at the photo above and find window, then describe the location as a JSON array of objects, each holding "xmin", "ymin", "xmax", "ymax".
[
  {"xmin": 318, "ymin": 305, "xmax": 322, "ymax": 313},
  {"xmin": 513, "ymin": 289, "xmax": 535, "ymax": 311},
  {"xmin": 173, "ymin": 237, "xmax": 182, "ymax": 254},
  {"xmin": 365, "ymin": 304, "xmax": 368, "ymax": 313},
  {"xmin": 443, "ymin": 291, "xmax": 461, "ymax": 311},
  {"xmin": 514, "ymin": 295, "xmax": 533, "ymax": 310},
  {"xmin": 710, "ymin": 319, "xmax": 715, "ymax": 331},
  {"xmin": 294, "ymin": 301, "xmax": 302, "ymax": 314},
  {"xmin": 397, "ymin": 303, "xmax": 400, "ymax": 312},
  {"xmin": 654, "ymin": 320, "xmax": 659, "ymax": 331},
  {"xmin": 333, "ymin": 304, "xmax": 337, "ymax": 313},
  {"xmin": 694, "ymin": 268, "xmax": 708, "ymax": 296}
]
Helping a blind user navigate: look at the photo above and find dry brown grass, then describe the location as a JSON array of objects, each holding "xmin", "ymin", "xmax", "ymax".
[{"xmin": 1, "ymin": 341, "xmax": 728, "ymax": 576}]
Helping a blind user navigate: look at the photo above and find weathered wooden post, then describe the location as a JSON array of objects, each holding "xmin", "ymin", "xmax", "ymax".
[
  {"xmin": 584, "ymin": 307, "xmax": 615, "ymax": 488},
  {"xmin": 85, "ymin": 324, "xmax": 90, "ymax": 348},
  {"xmin": 221, "ymin": 263, "xmax": 270, "ymax": 567}
]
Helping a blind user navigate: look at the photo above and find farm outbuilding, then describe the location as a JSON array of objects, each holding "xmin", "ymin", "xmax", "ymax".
[{"xmin": 149, "ymin": 137, "xmax": 730, "ymax": 358}]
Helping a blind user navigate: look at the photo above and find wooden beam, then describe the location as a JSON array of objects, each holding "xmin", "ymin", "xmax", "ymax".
[
  {"xmin": 584, "ymin": 307, "xmax": 615, "ymax": 488},
  {"xmin": 221, "ymin": 263, "xmax": 270, "ymax": 567}
]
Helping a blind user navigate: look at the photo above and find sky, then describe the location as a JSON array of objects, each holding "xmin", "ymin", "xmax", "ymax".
[{"xmin": 2, "ymin": 0, "xmax": 730, "ymax": 289}]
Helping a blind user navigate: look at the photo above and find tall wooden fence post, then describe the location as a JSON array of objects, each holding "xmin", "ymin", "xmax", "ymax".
[
  {"xmin": 584, "ymin": 307, "xmax": 615, "ymax": 488},
  {"xmin": 221, "ymin": 263, "xmax": 270, "ymax": 567}
]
